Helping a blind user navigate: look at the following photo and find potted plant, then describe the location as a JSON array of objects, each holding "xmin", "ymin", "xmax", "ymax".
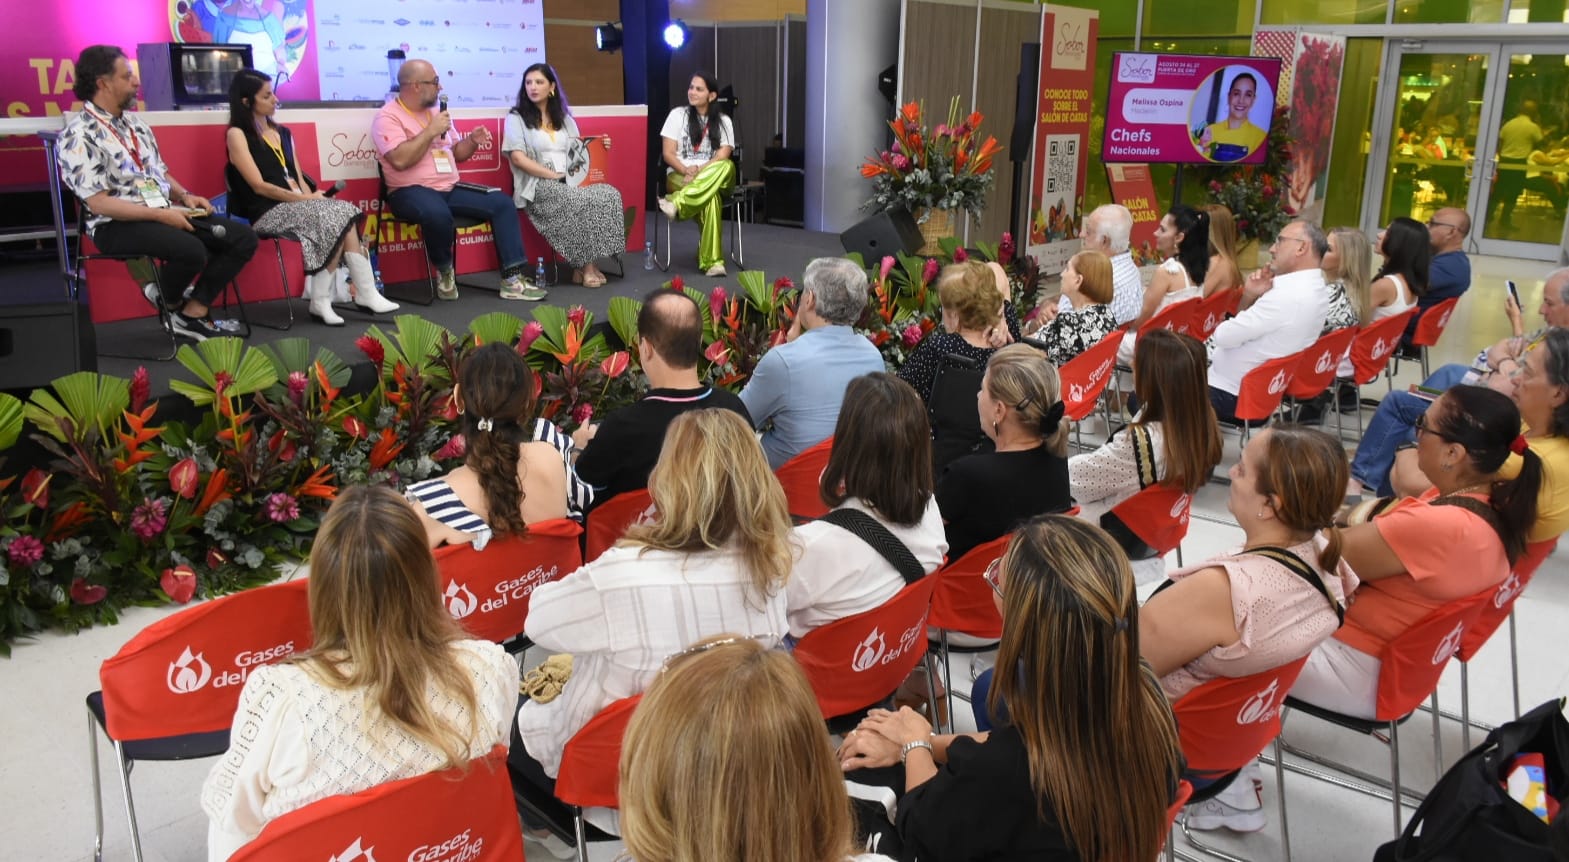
[
  {"xmin": 1199, "ymin": 104, "xmax": 1295, "ymax": 266},
  {"xmin": 860, "ymin": 97, "xmax": 1003, "ymax": 253}
]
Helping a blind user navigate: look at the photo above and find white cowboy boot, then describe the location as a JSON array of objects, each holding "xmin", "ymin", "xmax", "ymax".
[
  {"xmin": 307, "ymin": 269, "xmax": 344, "ymax": 326},
  {"xmin": 344, "ymin": 252, "xmax": 399, "ymax": 314}
]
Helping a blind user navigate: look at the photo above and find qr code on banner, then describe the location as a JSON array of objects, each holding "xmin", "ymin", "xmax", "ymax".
[{"xmin": 1044, "ymin": 134, "xmax": 1080, "ymax": 202}]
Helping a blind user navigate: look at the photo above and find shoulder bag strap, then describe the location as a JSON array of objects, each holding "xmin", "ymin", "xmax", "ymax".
[
  {"xmin": 820, "ymin": 508, "xmax": 927, "ymax": 585},
  {"xmin": 1129, "ymin": 423, "xmax": 1157, "ymax": 489},
  {"xmin": 1247, "ymin": 545, "xmax": 1344, "ymax": 626},
  {"xmin": 1430, "ymin": 494, "xmax": 1506, "ymax": 543}
]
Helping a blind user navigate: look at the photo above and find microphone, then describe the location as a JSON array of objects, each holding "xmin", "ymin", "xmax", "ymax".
[
  {"xmin": 322, "ymin": 180, "xmax": 348, "ymax": 198},
  {"xmin": 189, "ymin": 218, "xmax": 227, "ymax": 239},
  {"xmin": 439, "ymin": 95, "xmax": 448, "ymax": 113}
]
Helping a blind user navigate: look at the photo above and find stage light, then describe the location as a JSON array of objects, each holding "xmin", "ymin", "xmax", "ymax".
[
  {"xmin": 595, "ymin": 22, "xmax": 622, "ymax": 53},
  {"xmin": 663, "ymin": 19, "xmax": 689, "ymax": 50}
]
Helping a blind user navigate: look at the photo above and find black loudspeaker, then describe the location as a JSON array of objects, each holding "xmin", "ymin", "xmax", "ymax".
[
  {"xmin": 840, "ymin": 207, "xmax": 923, "ymax": 263},
  {"xmin": 878, "ymin": 63, "xmax": 897, "ymax": 104},
  {"xmin": 0, "ymin": 302, "xmax": 97, "ymax": 392},
  {"xmin": 1010, "ymin": 43, "xmax": 1041, "ymax": 159}
]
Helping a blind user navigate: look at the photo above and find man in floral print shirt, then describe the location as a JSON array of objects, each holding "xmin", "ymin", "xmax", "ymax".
[{"xmin": 55, "ymin": 45, "xmax": 258, "ymax": 341}]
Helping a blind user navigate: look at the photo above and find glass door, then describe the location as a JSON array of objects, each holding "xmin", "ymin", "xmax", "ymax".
[{"xmin": 1474, "ymin": 46, "xmax": 1569, "ymax": 258}]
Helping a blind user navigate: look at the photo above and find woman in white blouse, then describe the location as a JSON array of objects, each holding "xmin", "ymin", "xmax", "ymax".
[
  {"xmin": 656, "ymin": 72, "xmax": 737, "ymax": 277},
  {"xmin": 201, "ymin": 486, "xmax": 516, "ymax": 860},
  {"xmin": 510, "ymin": 408, "xmax": 794, "ymax": 799},
  {"xmin": 501, "ymin": 63, "xmax": 626, "ymax": 293},
  {"xmin": 1071, "ymin": 329, "xmax": 1222, "ymax": 584}
]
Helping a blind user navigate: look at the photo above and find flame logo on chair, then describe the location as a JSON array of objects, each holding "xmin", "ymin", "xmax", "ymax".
[
  {"xmin": 1204, "ymin": 313, "xmax": 1218, "ymax": 333},
  {"xmin": 1432, "ymin": 622, "xmax": 1465, "ymax": 665},
  {"xmin": 851, "ymin": 628, "xmax": 887, "ymax": 672},
  {"xmin": 1438, "ymin": 309, "xmax": 1452, "ymax": 328},
  {"xmin": 1493, "ymin": 572, "xmax": 1524, "ymax": 610},
  {"xmin": 1371, "ymin": 338, "xmax": 1391, "ymax": 360},
  {"xmin": 1314, "ymin": 350, "xmax": 1335, "ymax": 375},
  {"xmin": 1268, "ymin": 370, "xmax": 1288, "ymax": 395},
  {"xmin": 1068, "ymin": 382, "xmax": 1085, "ymax": 406},
  {"xmin": 166, "ymin": 646, "xmax": 213, "ymax": 694},
  {"xmin": 443, "ymin": 581, "xmax": 479, "ymax": 619},
  {"xmin": 1235, "ymin": 679, "xmax": 1282, "ymax": 725},
  {"xmin": 329, "ymin": 837, "xmax": 377, "ymax": 862},
  {"xmin": 1170, "ymin": 493, "xmax": 1191, "ymax": 523}
]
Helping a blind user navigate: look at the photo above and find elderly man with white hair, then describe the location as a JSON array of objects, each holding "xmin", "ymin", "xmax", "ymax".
[
  {"xmin": 1054, "ymin": 204, "xmax": 1144, "ymax": 325},
  {"xmin": 740, "ymin": 257, "xmax": 887, "ymax": 468}
]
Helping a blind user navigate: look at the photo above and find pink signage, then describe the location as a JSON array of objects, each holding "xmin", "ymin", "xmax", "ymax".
[{"xmin": 1102, "ymin": 53, "xmax": 1282, "ymax": 166}]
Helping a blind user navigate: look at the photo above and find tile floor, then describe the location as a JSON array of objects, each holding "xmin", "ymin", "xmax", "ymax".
[{"xmin": 3, "ymin": 254, "xmax": 1566, "ymax": 862}]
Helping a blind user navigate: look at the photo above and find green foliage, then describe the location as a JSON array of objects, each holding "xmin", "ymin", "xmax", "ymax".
[
  {"xmin": 23, "ymin": 372, "xmax": 130, "ymax": 444},
  {"xmin": 467, "ymin": 311, "xmax": 525, "ymax": 347},
  {"xmin": 169, "ymin": 337, "xmax": 279, "ymax": 406}
]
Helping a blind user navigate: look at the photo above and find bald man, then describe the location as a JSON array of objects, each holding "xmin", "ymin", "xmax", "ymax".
[
  {"xmin": 371, "ymin": 59, "xmax": 539, "ymax": 301},
  {"xmin": 1401, "ymin": 206, "xmax": 1472, "ymax": 351}
]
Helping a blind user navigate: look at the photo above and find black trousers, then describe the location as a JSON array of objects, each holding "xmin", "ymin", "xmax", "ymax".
[{"xmin": 92, "ymin": 215, "xmax": 259, "ymax": 308}]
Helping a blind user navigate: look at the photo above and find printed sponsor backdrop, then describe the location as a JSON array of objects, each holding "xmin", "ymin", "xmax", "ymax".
[
  {"xmin": 1253, "ymin": 28, "xmax": 1346, "ymax": 223},
  {"xmin": 1104, "ymin": 163, "xmax": 1161, "ymax": 266},
  {"xmin": 1025, "ymin": 4, "xmax": 1098, "ymax": 276}
]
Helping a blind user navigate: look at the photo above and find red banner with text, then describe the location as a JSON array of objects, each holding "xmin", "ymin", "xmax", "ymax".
[
  {"xmin": 1105, "ymin": 164, "xmax": 1161, "ymax": 265},
  {"xmin": 1026, "ymin": 4, "xmax": 1099, "ymax": 276}
]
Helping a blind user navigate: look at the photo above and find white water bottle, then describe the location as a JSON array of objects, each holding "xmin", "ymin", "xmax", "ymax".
[
  {"xmin": 535, "ymin": 257, "xmax": 547, "ymax": 287},
  {"xmin": 643, "ymin": 241, "xmax": 655, "ymax": 270}
]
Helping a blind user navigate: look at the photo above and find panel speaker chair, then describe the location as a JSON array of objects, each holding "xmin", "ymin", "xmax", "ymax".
[
  {"xmin": 210, "ymin": 191, "xmax": 298, "ymax": 331},
  {"xmin": 651, "ymin": 151, "xmax": 756, "ymax": 272},
  {"xmin": 367, "ymin": 164, "xmax": 488, "ymax": 305}
]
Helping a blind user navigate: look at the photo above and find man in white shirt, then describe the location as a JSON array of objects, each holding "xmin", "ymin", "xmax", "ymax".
[
  {"xmin": 1493, "ymin": 101, "xmax": 1543, "ymax": 224},
  {"xmin": 1208, "ymin": 219, "xmax": 1331, "ymax": 424},
  {"xmin": 1057, "ymin": 204, "xmax": 1143, "ymax": 325}
]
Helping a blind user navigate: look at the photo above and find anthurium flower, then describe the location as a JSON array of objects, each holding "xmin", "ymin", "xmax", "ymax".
[
  {"xmin": 704, "ymin": 341, "xmax": 731, "ymax": 365},
  {"xmin": 600, "ymin": 351, "xmax": 630, "ymax": 379},
  {"xmin": 69, "ymin": 578, "xmax": 108, "ymax": 605},
  {"xmin": 20, "ymin": 469, "xmax": 50, "ymax": 509},
  {"xmin": 206, "ymin": 548, "xmax": 229, "ymax": 570},
  {"xmin": 169, "ymin": 457, "xmax": 200, "ymax": 499},
  {"xmin": 342, "ymin": 416, "xmax": 368, "ymax": 439},
  {"xmin": 160, "ymin": 565, "xmax": 197, "ymax": 604}
]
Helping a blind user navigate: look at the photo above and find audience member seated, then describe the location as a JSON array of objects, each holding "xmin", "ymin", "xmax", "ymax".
[
  {"xmin": 501, "ymin": 63, "xmax": 625, "ymax": 294},
  {"xmin": 1350, "ymin": 268, "xmax": 1569, "ymax": 495},
  {"xmin": 618, "ymin": 636, "xmax": 896, "ymax": 862},
  {"xmin": 225, "ymin": 69, "xmax": 397, "ymax": 327},
  {"xmin": 1402, "ymin": 206, "xmax": 1472, "ymax": 349},
  {"xmin": 1118, "ymin": 204, "xmax": 1208, "ymax": 365},
  {"xmin": 1321, "ymin": 227, "xmax": 1372, "ymax": 335},
  {"xmin": 1141, "ymin": 426, "xmax": 1358, "ymax": 828},
  {"xmin": 372, "ymin": 58, "xmax": 532, "ymax": 301},
  {"xmin": 1071, "ymin": 330, "xmax": 1222, "ymax": 584},
  {"xmin": 740, "ymin": 257, "xmax": 885, "ymax": 469},
  {"xmin": 1032, "ymin": 249, "xmax": 1118, "ymax": 366},
  {"xmin": 405, "ymin": 343, "xmax": 569, "ymax": 548},
  {"xmin": 572, "ymin": 289, "xmax": 750, "ymax": 506},
  {"xmin": 838, "ymin": 515, "xmax": 1182, "ymax": 862},
  {"xmin": 510, "ymin": 409, "xmax": 793, "ymax": 828},
  {"xmin": 898, "ymin": 260, "xmax": 1011, "ymax": 402},
  {"xmin": 656, "ymin": 72, "xmax": 737, "ymax": 277},
  {"xmin": 201, "ymin": 485, "xmax": 515, "ymax": 859},
  {"xmin": 1052, "ymin": 204, "xmax": 1144, "ymax": 325},
  {"xmin": 1200, "ymin": 203, "xmax": 1244, "ymax": 299},
  {"xmin": 936, "ymin": 344, "xmax": 1073, "ymax": 562},
  {"xmin": 57, "ymin": 45, "xmax": 259, "ymax": 342},
  {"xmin": 1208, "ymin": 219, "xmax": 1331, "ymax": 425},
  {"xmin": 1368, "ymin": 216, "xmax": 1427, "ymax": 322},
  {"xmin": 1292, "ymin": 386, "xmax": 1541, "ymax": 721},
  {"xmin": 787, "ymin": 374, "xmax": 946, "ymax": 639}
]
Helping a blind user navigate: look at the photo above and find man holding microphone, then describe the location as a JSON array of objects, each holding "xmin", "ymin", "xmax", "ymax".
[{"xmin": 372, "ymin": 59, "xmax": 536, "ymax": 301}]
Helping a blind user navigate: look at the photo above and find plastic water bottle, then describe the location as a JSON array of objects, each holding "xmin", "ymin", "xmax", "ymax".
[
  {"xmin": 643, "ymin": 241, "xmax": 655, "ymax": 270},
  {"xmin": 535, "ymin": 257, "xmax": 548, "ymax": 287}
]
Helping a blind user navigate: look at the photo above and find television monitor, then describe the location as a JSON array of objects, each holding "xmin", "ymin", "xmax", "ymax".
[
  {"xmin": 1102, "ymin": 52, "xmax": 1283, "ymax": 166},
  {"xmin": 137, "ymin": 43, "xmax": 254, "ymax": 110}
]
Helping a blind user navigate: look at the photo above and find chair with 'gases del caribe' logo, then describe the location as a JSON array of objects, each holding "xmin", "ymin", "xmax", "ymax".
[
  {"xmin": 1329, "ymin": 308, "xmax": 1418, "ymax": 440},
  {"xmin": 432, "ymin": 518, "xmax": 583, "ymax": 655},
  {"xmin": 1056, "ymin": 329, "xmax": 1124, "ymax": 451},
  {"xmin": 86, "ymin": 577, "xmax": 313, "ymax": 862}
]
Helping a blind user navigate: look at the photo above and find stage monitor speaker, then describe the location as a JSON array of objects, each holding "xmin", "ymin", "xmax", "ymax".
[
  {"xmin": 0, "ymin": 302, "xmax": 97, "ymax": 392},
  {"xmin": 1010, "ymin": 43, "xmax": 1041, "ymax": 158},
  {"xmin": 840, "ymin": 208, "xmax": 923, "ymax": 263},
  {"xmin": 878, "ymin": 63, "xmax": 897, "ymax": 104}
]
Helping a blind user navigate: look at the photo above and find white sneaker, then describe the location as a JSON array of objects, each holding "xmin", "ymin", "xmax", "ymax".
[
  {"xmin": 1184, "ymin": 767, "xmax": 1266, "ymax": 833},
  {"xmin": 436, "ymin": 268, "xmax": 459, "ymax": 301},
  {"xmin": 521, "ymin": 826, "xmax": 576, "ymax": 860},
  {"xmin": 705, "ymin": 262, "xmax": 727, "ymax": 277},
  {"xmin": 657, "ymin": 197, "xmax": 677, "ymax": 220}
]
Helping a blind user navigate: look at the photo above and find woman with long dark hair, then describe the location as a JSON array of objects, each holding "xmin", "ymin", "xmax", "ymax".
[
  {"xmin": 1119, "ymin": 204, "xmax": 1208, "ymax": 364},
  {"xmin": 501, "ymin": 63, "xmax": 626, "ymax": 292},
  {"xmin": 1370, "ymin": 216, "xmax": 1426, "ymax": 319},
  {"xmin": 225, "ymin": 68, "xmax": 397, "ymax": 326},
  {"xmin": 657, "ymin": 72, "xmax": 737, "ymax": 277}
]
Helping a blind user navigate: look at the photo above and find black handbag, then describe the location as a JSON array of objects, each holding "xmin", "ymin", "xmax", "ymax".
[{"xmin": 1373, "ymin": 697, "xmax": 1569, "ymax": 862}]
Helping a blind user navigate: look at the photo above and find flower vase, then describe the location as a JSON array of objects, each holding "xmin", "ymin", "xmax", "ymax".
[
  {"xmin": 915, "ymin": 208, "xmax": 956, "ymax": 255},
  {"xmin": 1236, "ymin": 238, "xmax": 1261, "ymax": 272}
]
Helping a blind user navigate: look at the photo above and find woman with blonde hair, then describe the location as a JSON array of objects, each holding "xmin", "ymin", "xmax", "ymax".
[
  {"xmin": 510, "ymin": 408, "xmax": 794, "ymax": 839},
  {"xmin": 620, "ymin": 636, "xmax": 894, "ymax": 862},
  {"xmin": 202, "ymin": 486, "xmax": 516, "ymax": 860},
  {"xmin": 840, "ymin": 515, "xmax": 1183, "ymax": 862},
  {"xmin": 937, "ymin": 343, "xmax": 1073, "ymax": 561},
  {"xmin": 1034, "ymin": 249, "xmax": 1118, "ymax": 365},
  {"xmin": 1200, "ymin": 203, "xmax": 1244, "ymax": 298}
]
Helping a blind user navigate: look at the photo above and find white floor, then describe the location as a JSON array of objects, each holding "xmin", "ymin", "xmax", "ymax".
[{"xmin": 3, "ymin": 254, "xmax": 1567, "ymax": 862}]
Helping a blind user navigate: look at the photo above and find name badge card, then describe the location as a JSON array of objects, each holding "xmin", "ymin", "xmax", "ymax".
[
  {"xmin": 432, "ymin": 149, "xmax": 455, "ymax": 174},
  {"xmin": 135, "ymin": 177, "xmax": 169, "ymax": 208}
]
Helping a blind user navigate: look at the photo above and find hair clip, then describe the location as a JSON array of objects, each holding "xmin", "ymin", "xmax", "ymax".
[
  {"xmin": 1510, "ymin": 434, "xmax": 1529, "ymax": 456},
  {"xmin": 476, "ymin": 417, "xmax": 494, "ymax": 432},
  {"xmin": 1114, "ymin": 618, "xmax": 1130, "ymax": 633}
]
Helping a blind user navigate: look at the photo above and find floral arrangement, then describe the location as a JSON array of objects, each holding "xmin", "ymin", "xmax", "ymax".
[
  {"xmin": 0, "ymin": 233, "xmax": 1029, "ymax": 652},
  {"xmin": 860, "ymin": 98, "xmax": 1003, "ymax": 220},
  {"xmin": 1199, "ymin": 104, "xmax": 1296, "ymax": 243}
]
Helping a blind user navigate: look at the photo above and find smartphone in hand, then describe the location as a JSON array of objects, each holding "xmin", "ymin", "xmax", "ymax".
[{"xmin": 1507, "ymin": 279, "xmax": 1522, "ymax": 310}]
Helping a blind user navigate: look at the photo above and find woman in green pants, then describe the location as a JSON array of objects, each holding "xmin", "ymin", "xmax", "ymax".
[{"xmin": 657, "ymin": 72, "xmax": 736, "ymax": 277}]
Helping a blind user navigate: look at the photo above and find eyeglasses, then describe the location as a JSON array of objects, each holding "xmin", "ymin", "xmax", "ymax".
[
  {"xmin": 1427, "ymin": 219, "xmax": 1460, "ymax": 230},
  {"xmin": 984, "ymin": 557, "xmax": 1004, "ymax": 597},
  {"xmin": 410, "ymin": 78, "xmax": 440, "ymax": 88},
  {"xmin": 1272, "ymin": 235, "xmax": 1307, "ymax": 248},
  {"xmin": 1414, "ymin": 412, "xmax": 1453, "ymax": 442}
]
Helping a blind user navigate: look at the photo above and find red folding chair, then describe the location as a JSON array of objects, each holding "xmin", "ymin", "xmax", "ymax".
[
  {"xmin": 1228, "ymin": 351, "xmax": 1302, "ymax": 445},
  {"xmin": 87, "ymin": 578, "xmax": 313, "ymax": 862},
  {"xmin": 1400, "ymin": 297, "xmax": 1462, "ymax": 380},
  {"xmin": 512, "ymin": 695, "xmax": 643, "ymax": 861},
  {"xmin": 1163, "ymin": 779, "xmax": 1196, "ymax": 862},
  {"xmin": 1170, "ymin": 657, "xmax": 1310, "ymax": 862},
  {"xmin": 229, "ymin": 746, "xmax": 523, "ymax": 862},
  {"xmin": 792, "ymin": 577, "xmax": 938, "ymax": 722},
  {"xmin": 433, "ymin": 519, "xmax": 584, "ymax": 650},
  {"xmin": 1331, "ymin": 309, "xmax": 1418, "ymax": 438},
  {"xmin": 1190, "ymin": 288, "xmax": 1241, "ymax": 341},
  {"xmin": 1277, "ymin": 591, "xmax": 1491, "ymax": 842},
  {"xmin": 775, "ymin": 436, "xmax": 833, "ymax": 520},
  {"xmin": 1106, "ymin": 481, "xmax": 1193, "ymax": 568},
  {"xmin": 584, "ymin": 488, "xmax": 656, "ymax": 562},
  {"xmin": 1058, "ymin": 329, "xmax": 1123, "ymax": 450},
  {"xmin": 1142, "ymin": 296, "xmax": 1203, "ymax": 339},
  {"xmin": 1284, "ymin": 326, "xmax": 1360, "ymax": 431},
  {"xmin": 926, "ymin": 534, "xmax": 1012, "ymax": 733}
]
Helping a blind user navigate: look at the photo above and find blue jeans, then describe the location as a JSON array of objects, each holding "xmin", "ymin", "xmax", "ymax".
[
  {"xmin": 386, "ymin": 184, "xmax": 526, "ymax": 273},
  {"xmin": 969, "ymin": 667, "xmax": 1010, "ymax": 731},
  {"xmin": 1349, "ymin": 363, "xmax": 1473, "ymax": 495}
]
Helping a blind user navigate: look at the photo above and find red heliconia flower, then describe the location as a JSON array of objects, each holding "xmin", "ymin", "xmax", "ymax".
[
  {"xmin": 342, "ymin": 416, "xmax": 368, "ymax": 439},
  {"xmin": 129, "ymin": 366, "xmax": 151, "ymax": 414},
  {"xmin": 704, "ymin": 340, "xmax": 731, "ymax": 365},
  {"xmin": 600, "ymin": 351, "xmax": 630, "ymax": 379},
  {"xmin": 669, "ymin": 275, "xmax": 685, "ymax": 292},
  {"xmin": 518, "ymin": 320, "xmax": 545, "ymax": 352},
  {"xmin": 20, "ymin": 469, "xmax": 50, "ymax": 509},
  {"xmin": 169, "ymin": 457, "xmax": 200, "ymax": 500},
  {"xmin": 708, "ymin": 287, "xmax": 727, "ymax": 321},
  {"xmin": 160, "ymin": 565, "xmax": 197, "ymax": 604},
  {"xmin": 571, "ymin": 402, "xmax": 594, "ymax": 426},
  {"xmin": 567, "ymin": 306, "xmax": 587, "ymax": 327},
  {"xmin": 69, "ymin": 578, "xmax": 108, "ymax": 605},
  {"xmin": 356, "ymin": 334, "xmax": 385, "ymax": 367},
  {"xmin": 952, "ymin": 246, "xmax": 968, "ymax": 263},
  {"xmin": 433, "ymin": 433, "xmax": 467, "ymax": 460}
]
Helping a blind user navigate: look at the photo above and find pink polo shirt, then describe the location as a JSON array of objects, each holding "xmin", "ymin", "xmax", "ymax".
[{"xmin": 372, "ymin": 97, "xmax": 459, "ymax": 193}]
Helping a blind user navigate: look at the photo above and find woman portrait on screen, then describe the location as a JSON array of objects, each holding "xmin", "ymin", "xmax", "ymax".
[{"xmin": 1194, "ymin": 69, "xmax": 1268, "ymax": 163}]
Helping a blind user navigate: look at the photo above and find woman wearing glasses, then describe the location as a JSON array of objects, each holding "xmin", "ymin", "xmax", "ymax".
[
  {"xmin": 838, "ymin": 515, "xmax": 1182, "ymax": 862},
  {"xmin": 509, "ymin": 409, "xmax": 793, "ymax": 850}
]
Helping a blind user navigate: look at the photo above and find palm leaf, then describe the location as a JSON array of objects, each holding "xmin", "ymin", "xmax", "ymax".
[
  {"xmin": 0, "ymin": 391, "xmax": 25, "ymax": 450},
  {"xmin": 938, "ymin": 236, "xmax": 962, "ymax": 258},
  {"xmin": 369, "ymin": 314, "xmax": 452, "ymax": 378},
  {"xmin": 607, "ymin": 296, "xmax": 643, "ymax": 350},
  {"xmin": 844, "ymin": 251, "xmax": 866, "ymax": 268},
  {"xmin": 169, "ymin": 338, "xmax": 279, "ymax": 407},
  {"xmin": 259, "ymin": 338, "xmax": 350, "ymax": 396},
  {"xmin": 23, "ymin": 372, "xmax": 130, "ymax": 443},
  {"xmin": 974, "ymin": 240, "xmax": 999, "ymax": 262},
  {"xmin": 528, "ymin": 305, "xmax": 571, "ymax": 357},
  {"xmin": 468, "ymin": 312, "xmax": 525, "ymax": 346},
  {"xmin": 736, "ymin": 271, "xmax": 771, "ymax": 314}
]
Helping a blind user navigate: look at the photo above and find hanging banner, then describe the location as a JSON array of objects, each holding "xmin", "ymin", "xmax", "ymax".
[
  {"xmin": 1026, "ymin": 4, "xmax": 1098, "ymax": 276},
  {"xmin": 1253, "ymin": 28, "xmax": 1346, "ymax": 222},
  {"xmin": 1105, "ymin": 164, "xmax": 1161, "ymax": 265}
]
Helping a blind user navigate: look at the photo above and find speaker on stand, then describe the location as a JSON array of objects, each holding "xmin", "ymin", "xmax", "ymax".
[{"xmin": 839, "ymin": 207, "xmax": 924, "ymax": 263}]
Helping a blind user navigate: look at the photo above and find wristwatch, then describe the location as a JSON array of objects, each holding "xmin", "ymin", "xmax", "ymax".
[{"xmin": 900, "ymin": 738, "xmax": 934, "ymax": 763}]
